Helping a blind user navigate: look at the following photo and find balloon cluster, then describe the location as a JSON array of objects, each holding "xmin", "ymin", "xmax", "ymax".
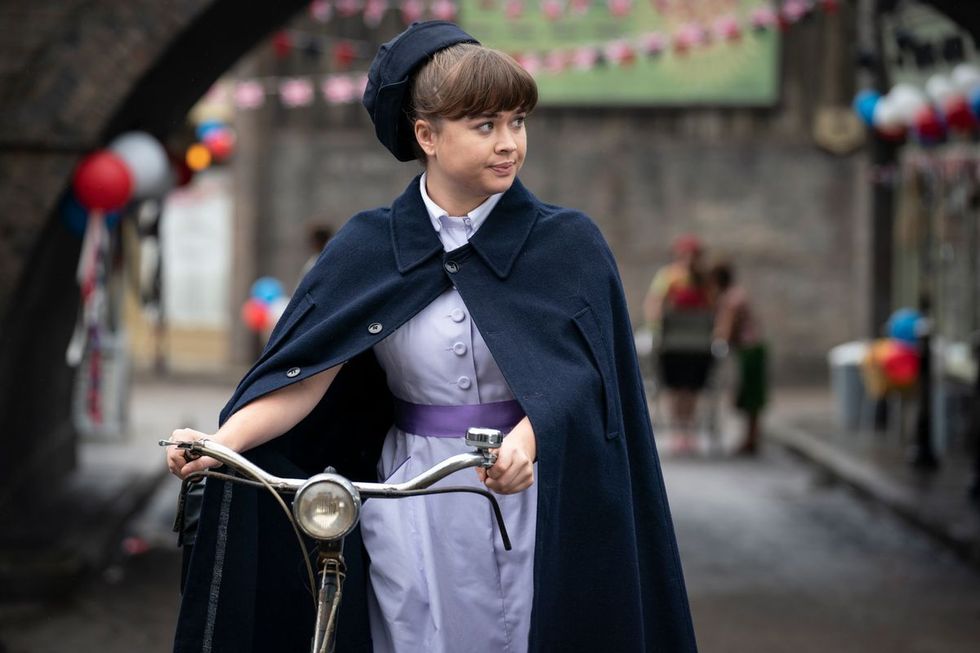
[
  {"xmin": 70, "ymin": 131, "xmax": 171, "ymax": 214},
  {"xmin": 185, "ymin": 120, "xmax": 237, "ymax": 172},
  {"xmin": 853, "ymin": 63, "xmax": 980, "ymax": 144},
  {"xmin": 241, "ymin": 277, "xmax": 290, "ymax": 333},
  {"xmin": 860, "ymin": 308, "xmax": 923, "ymax": 396}
]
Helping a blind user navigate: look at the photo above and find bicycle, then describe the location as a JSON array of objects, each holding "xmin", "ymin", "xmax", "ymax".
[{"xmin": 159, "ymin": 428, "xmax": 511, "ymax": 653}]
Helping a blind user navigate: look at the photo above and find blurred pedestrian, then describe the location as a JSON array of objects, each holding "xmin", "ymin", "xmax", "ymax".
[
  {"xmin": 299, "ymin": 222, "xmax": 333, "ymax": 281},
  {"xmin": 708, "ymin": 259, "xmax": 768, "ymax": 455},
  {"xmin": 644, "ymin": 234, "xmax": 715, "ymax": 452},
  {"xmin": 165, "ymin": 21, "xmax": 697, "ymax": 653}
]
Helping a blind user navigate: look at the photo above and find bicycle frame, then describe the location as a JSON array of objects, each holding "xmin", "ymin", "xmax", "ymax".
[{"xmin": 162, "ymin": 429, "xmax": 511, "ymax": 653}]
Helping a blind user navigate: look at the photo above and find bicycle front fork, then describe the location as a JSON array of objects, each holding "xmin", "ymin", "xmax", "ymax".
[{"xmin": 311, "ymin": 541, "xmax": 346, "ymax": 653}]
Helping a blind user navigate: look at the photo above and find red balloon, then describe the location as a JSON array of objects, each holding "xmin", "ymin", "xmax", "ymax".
[
  {"xmin": 881, "ymin": 341, "xmax": 919, "ymax": 388},
  {"xmin": 913, "ymin": 106, "xmax": 945, "ymax": 142},
  {"xmin": 943, "ymin": 96, "xmax": 977, "ymax": 132},
  {"xmin": 241, "ymin": 298, "xmax": 270, "ymax": 332},
  {"xmin": 73, "ymin": 150, "xmax": 134, "ymax": 211},
  {"xmin": 331, "ymin": 40, "xmax": 357, "ymax": 70},
  {"xmin": 203, "ymin": 129, "xmax": 236, "ymax": 162}
]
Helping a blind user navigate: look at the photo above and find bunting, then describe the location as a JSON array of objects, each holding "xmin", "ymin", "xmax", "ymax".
[
  {"xmin": 242, "ymin": 0, "xmax": 829, "ymax": 108},
  {"xmin": 223, "ymin": 73, "xmax": 372, "ymax": 109},
  {"xmin": 295, "ymin": 0, "xmax": 831, "ymax": 29}
]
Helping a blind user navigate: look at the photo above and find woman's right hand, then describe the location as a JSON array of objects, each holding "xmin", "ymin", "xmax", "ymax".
[{"xmin": 166, "ymin": 428, "xmax": 222, "ymax": 480}]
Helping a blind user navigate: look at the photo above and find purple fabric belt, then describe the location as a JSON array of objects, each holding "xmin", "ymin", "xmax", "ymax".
[{"xmin": 393, "ymin": 398, "xmax": 525, "ymax": 438}]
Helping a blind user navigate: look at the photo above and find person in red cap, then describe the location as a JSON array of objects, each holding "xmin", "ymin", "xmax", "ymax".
[
  {"xmin": 167, "ymin": 21, "xmax": 697, "ymax": 653},
  {"xmin": 644, "ymin": 234, "xmax": 714, "ymax": 451}
]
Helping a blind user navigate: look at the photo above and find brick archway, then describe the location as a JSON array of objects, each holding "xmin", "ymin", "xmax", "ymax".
[{"xmin": 0, "ymin": 0, "xmax": 307, "ymax": 506}]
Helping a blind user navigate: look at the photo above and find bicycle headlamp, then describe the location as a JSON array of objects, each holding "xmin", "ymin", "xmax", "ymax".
[{"xmin": 293, "ymin": 474, "xmax": 361, "ymax": 540}]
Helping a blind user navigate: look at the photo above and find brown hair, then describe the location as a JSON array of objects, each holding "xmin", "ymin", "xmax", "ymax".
[{"xmin": 407, "ymin": 43, "xmax": 538, "ymax": 159}]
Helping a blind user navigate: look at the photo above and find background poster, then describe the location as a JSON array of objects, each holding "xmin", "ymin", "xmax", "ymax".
[{"xmin": 459, "ymin": 0, "xmax": 781, "ymax": 105}]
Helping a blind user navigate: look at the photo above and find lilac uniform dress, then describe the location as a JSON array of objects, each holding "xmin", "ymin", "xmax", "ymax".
[{"xmin": 360, "ymin": 176, "xmax": 537, "ymax": 653}]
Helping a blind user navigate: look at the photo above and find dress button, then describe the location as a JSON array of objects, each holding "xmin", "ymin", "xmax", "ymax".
[
  {"xmin": 457, "ymin": 376, "xmax": 472, "ymax": 390},
  {"xmin": 444, "ymin": 261, "xmax": 459, "ymax": 274},
  {"xmin": 368, "ymin": 322, "xmax": 383, "ymax": 334},
  {"xmin": 286, "ymin": 367, "xmax": 301, "ymax": 378},
  {"xmin": 452, "ymin": 342, "xmax": 467, "ymax": 356},
  {"xmin": 450, "ymin": 308, "xmax": 465, "ymax": 322}
]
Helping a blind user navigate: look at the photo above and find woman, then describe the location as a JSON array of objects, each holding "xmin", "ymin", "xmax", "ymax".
[
  {"xmin": 167, "ymin": 21, "xmax": 697, "ymax": 653},
  {"xmin": 643, "ymin": 234, "xmax": 714, "ymax": 451}
]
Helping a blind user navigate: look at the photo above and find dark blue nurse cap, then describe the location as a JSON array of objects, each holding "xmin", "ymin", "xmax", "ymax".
[{"xmin": 362, "ymin": 21, "xmax": 479, "ymax": 162}]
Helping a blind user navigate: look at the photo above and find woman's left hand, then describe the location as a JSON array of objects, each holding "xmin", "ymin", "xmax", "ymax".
[{"xmin": 477, "ymin": 417, "xmax": 536, "ymax": 494}]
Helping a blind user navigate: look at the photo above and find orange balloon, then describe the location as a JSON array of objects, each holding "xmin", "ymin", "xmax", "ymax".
[{"xmin": 186, "ymin": 144, "xmax": 212, "ymax": 171}]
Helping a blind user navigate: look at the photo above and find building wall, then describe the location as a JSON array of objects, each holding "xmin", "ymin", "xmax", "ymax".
[{"xmin": 234, "ymin": 9, "xmax": 867, "ymax": 384}]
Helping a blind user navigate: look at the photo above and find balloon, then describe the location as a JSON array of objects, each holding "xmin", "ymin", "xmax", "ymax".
[
  {"xmin": 268, "ymin": 296, "xmax": 291, "ymax": 326},
  {"xmin": 852, "ymin": 89, "xmax": 880, "ymax": 126},
  {"xmin": 872, "ymin": 95, "xmax": 905, "ymax": 139},
  {"xmin": 887, "ymin": 83, "xmax": 928, "ymax": 125},
  {"xmin": 913, "ymin": 106, "xmax": 945, "ymax": 144},
  {"xmin": 203, "ymin": 128, "xmax": 236, "ymax": 161},
  {"xmin": 73, "ymin": 150, "xmax": 134, "ymax": 211},
  {"xmin": 195, "ymin": 120, "xmax": 224, "ymax": 141},
  {"xmin": 250, "ymin": 276, "xmax": 285, "ymax": 304},
  {"xmin": 880, "ymin": 340, "xmax": 919, "ymax": 389},
  {"xmin": 943, "ymin": 95, "xmax": 977, "ymax": 132},
  {"xmin": 186, "ymin": 144, "xmax": 211, "ymax": 171},
  {"xmin": 59, "ymin": 193, "xmax": 122, "ymax": 237},
  {"xmin": 108, "ymin": 131, "xmax": 171, "ymax": 199},
  {"xmin": 887, "ymin": 308, "xmax": 921, "ymax": 344},
  {"xmin": 969, "ymin": 87, "xmax": 980, "ymax": 121},
  {"xmin": 925, "ymin": 74, "xmax": 957, "ymax": 105},
  {"xmin": 241, "ymin": 298, "xmax": 271, "ymax": 332},
  {"xmin": 951, "ymin": 63, "xmax": 980, "ymax": 94}
]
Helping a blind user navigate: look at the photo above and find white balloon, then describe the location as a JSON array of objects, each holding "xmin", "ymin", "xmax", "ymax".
[
  {"xmin": 925, "ymin": 74, "xmax": 957, "ymax": 105},
  {"xmin": 872, "ymin": 95, "xmax": 904, "ymax": 131},
  {"xmin": 951, "ymin": 63, "xmax": 980, "ymax": 93},
  {"xmin": 269, "ymin": 296, "xmax": 291, "ymax": 326},
  {"xmin": 109, "ymin": 131, "xmax": 171, "ymax": 199},
  {"xmin": 887, "ymin": 83, "xmax": 928, "ymax": 125}
]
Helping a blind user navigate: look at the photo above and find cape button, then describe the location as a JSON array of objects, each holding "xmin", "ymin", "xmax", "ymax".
[
  {"xmin": 449, "ymin": 308, "xmax": 465, "ymax": 322},
  {"xmin": 286, "ymin": 367, "xmax": 301, "ymax": 378},
  {"xmin": 368, "ymin": 322, "xmax": 383, "ymax": 335},
  {"xmin": 452, "ymin": 342, "xmax": 467, "ymax": 356},
  {"xmin": 457, "ymin": 376, "xmax": 472, "ymax": 390},
  {"xmin": 444, "ymin": 261, "xmax": 459, "ymax": 274}
]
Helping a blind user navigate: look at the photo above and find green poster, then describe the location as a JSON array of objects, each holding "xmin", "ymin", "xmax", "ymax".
[{"xmin": 459, "ymin": 0, "xmax": 781, "ymax": 105}]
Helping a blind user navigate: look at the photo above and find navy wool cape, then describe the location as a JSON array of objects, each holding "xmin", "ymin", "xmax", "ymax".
[{"xmin": 173, "ymin": 177, "xmax": 698, "ymax": 653}]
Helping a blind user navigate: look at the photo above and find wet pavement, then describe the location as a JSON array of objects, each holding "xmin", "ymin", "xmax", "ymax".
[
  {"xmin": 666, "ymin": 449, "xmax": 980, "ymax": 653},
  {"xmin": 2, "ymin": 379, "xmax": 979, "ymax": 652}
]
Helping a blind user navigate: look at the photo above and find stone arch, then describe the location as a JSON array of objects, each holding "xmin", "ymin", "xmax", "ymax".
[{"xmin": 0, "ymin": 0, "xmax": 306, "ymax": 505}]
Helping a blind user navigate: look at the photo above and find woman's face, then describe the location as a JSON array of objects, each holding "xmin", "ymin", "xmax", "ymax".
[{"xmin": 415, "ymin": 108, "xmax": 527, "ymax": 213}]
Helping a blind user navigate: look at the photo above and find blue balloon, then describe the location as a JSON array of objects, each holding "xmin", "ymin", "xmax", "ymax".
[
  {"xmin": 887, "ymin": 308, "xmax": 921, "ymax": 344},
  {"xmin": 250, "ymin": 276, "xmax": 285, "ymax": 304},
  {"xmin": 969, "ymin": 87, "xmax": 980, "ymax": 120},
  {"xmin": 60, "ymin": 193, "xmax": 121, "ymax": 237},
  {"xmin": 195, "ymin": 120, "xmax": 225, "ymax": 141},
  {"xmin": 853, "ymin": 89, "xmax": 880, "ymax": 127}
]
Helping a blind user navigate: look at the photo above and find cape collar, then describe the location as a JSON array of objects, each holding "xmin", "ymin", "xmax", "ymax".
[{"xmin": 390, "ymin": 175, "xmax": 539, "ymax": 279}]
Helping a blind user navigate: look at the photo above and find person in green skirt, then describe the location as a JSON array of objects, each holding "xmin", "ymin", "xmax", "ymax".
[{"xmin": 709, "ymin": 260, "xmax": 768, "ymax": 455}]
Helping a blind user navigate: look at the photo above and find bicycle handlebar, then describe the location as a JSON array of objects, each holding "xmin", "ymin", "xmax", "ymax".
[{"xmin": 160, "ymin": 438, "xmax": 495, "ymax": 498}]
